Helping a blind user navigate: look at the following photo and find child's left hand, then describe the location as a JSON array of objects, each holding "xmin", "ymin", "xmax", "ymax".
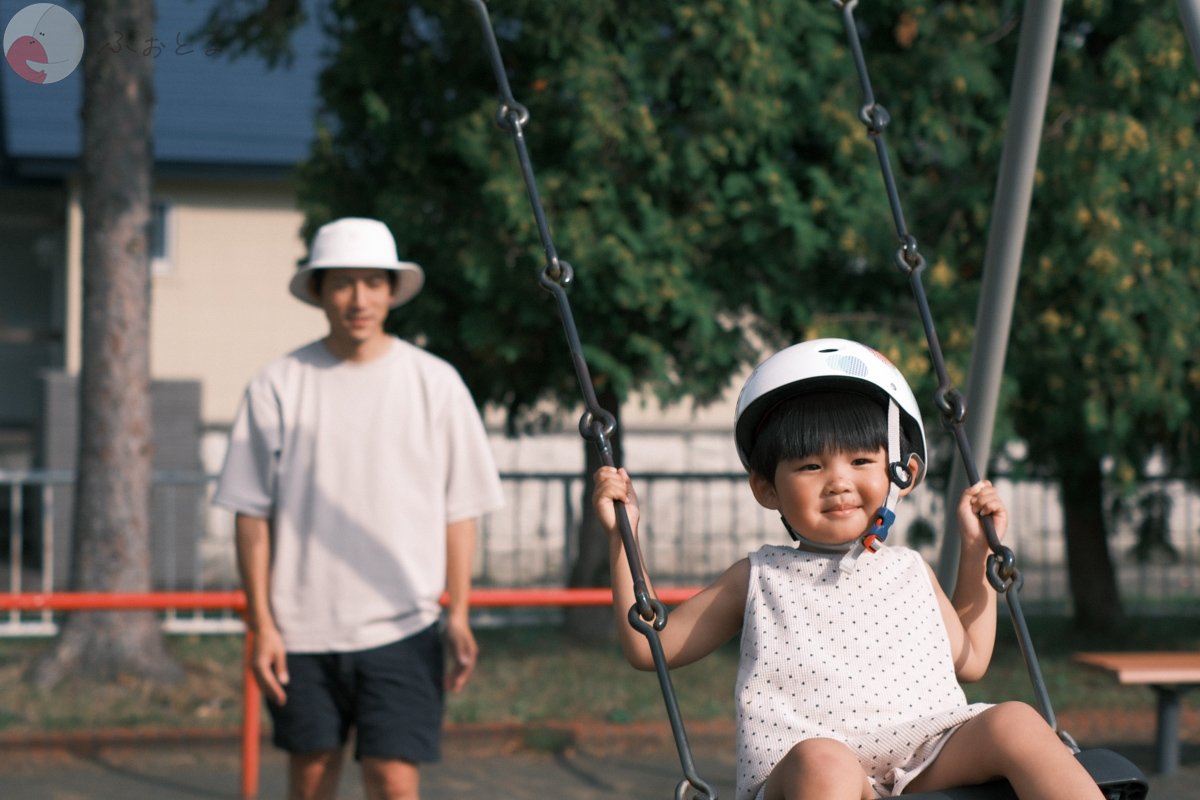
[{"xmin": 957, "ymin": 479, "xmax": 1008, "ymax": 552}]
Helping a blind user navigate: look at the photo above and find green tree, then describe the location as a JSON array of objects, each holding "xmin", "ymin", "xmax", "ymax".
[
  {"xmin": 292, "ymin": 1, "xmax": 851, "ymax": 625},
  {"xmin": 1009, "ymin": 3, "xmax": 1200, "ymax": 631},
  {"xmin": 206, "ymin": 1, "xmax": 1200, "ymax": 634},
  {"xmin": 832, "ymin": 3, "xmax": 1200, "ymax": 632},
  {"xmin": 288, "ymin": 0, "xmax": 1016, "ymax": 627},
  {"xmin": 798, "ymin": 3, "xmax": 1200, "ymax": 632}
]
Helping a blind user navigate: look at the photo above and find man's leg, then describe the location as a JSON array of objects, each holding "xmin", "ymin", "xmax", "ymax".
[
  {"xmin": 361, "ymin": 757, "xmax": 421, "ymax": 800},
  {"xmin": 270, "ymin": 653, "xmax": 353, "ymax": 800},
  {"xmin": 353, "ymin": 629, "xmax": 444, "ymax": 800},
  {"xmin": 288, "ymin": 748, "xmax": 346, "ymax": 800}
]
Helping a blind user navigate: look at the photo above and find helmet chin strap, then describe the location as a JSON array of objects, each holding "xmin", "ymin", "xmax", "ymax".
[{"xmin": 783, "ymin": 399, "xmax": 912, "ymax": 575}]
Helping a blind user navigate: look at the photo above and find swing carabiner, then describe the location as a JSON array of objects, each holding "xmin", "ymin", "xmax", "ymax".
[
  {"xmin": 676, "ymin": 778, "xmax": 716, "ymax": 800},
  {"xmin": 986, "ymin": 546, "xmax": 1019, "ymax": 592},
  {"xmin": 934, "ymin": 386, "xmax": 967, "ymax": 424},
  {"xmin": 628, "ymin": 597, "xmax": 669, "ymax": 632},
  {"xmin": 860, "ymin": 102, "xmax": 890, "ymax": 136},
  {"xmin": 495, "ymin": 100, "xmax": 530, "ymax": 132},
  {"xmin": 893, "ymin": 235, "xmax": 924, "ymax": 275},
  {"xmin": 579, "ymin": 407, "xmax": 618, "ymax": 443},
  {"xmin": 538, "ymin": 258, "xmax": 574, "ymax": 289}
]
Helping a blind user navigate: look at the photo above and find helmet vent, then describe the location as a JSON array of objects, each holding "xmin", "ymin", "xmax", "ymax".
[{"xmin": 827, "ymin": 354, "xmax": 868, "ymax": 377}]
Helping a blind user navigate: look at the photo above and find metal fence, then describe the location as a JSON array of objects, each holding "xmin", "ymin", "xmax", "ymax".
[{"xmin": 1, "ymin": 469, "xmax": 1197, "ymax": 635}]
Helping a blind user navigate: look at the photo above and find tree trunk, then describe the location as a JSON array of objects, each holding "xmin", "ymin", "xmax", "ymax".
[
  {"xmin": 1060, "ymin": 454, "xmax": 1124, "ymax": 634},
  {"xmin": 564, "ymin": 388, "xmax": 623, "ymax": 643},
  {"xmin": 30, "ymin": 0, "xmax": 181, "ymax": 688}
]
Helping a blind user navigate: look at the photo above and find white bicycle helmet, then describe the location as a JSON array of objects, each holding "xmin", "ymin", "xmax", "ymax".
[{"xmin": 734, "ymin": 338, "xmax": 927, "ymax": 567}]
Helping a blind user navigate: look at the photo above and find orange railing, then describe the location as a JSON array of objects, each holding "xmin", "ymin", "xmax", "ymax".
[{"xmin": 0, "ymin": 587, "xmax": 701, "ymax": 798}]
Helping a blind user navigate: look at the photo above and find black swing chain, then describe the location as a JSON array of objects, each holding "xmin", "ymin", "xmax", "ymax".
[
  {"xmin": 464, "ymin": 2, "xmax": 718, "ymax": 797},
  {"xmin": 833, "ymin": 0, "xmax": 1078, "ymax": 749}
]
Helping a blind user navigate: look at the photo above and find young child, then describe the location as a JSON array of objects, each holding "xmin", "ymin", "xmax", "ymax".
[{"xmin": 593, "ymin": 338, "xmax": 1102, "ymax": 800}]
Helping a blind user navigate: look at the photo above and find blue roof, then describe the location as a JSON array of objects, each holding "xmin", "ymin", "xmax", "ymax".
[{"xmin": 1, "ymin": 0, "xmax": 325, "ymax": 179}]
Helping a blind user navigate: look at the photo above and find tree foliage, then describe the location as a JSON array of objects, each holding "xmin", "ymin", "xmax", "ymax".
[
  {"xmin": 1017, "ymin": 3, "xmax": 1200, "ymax": 485},
  {"xmin": 1011, "ymin": 3, "xmax": 1200, "ymax": 628},
  {"xmin": 210, "ymin": 1, "xmax": 1200, "ymax": 630}
]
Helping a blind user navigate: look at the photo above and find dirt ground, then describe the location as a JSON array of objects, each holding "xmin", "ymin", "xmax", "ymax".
[{"xmin": 0, "ymin": 709, "xmax": 1193, "ymax": 799}]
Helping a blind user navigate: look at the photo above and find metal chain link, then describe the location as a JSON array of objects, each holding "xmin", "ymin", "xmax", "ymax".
[
  {"xmin": 832, "ymin": 0, "xmax": 1071, "ymax": 746},
  {"xmin": 465, "ymin": 1, "xmax": 717, "ymax": 796}
]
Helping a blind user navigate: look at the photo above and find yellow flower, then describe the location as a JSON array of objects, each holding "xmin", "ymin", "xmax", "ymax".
[
  {"xmin": 930, "ymin": 257, "xmax": 955, "ymax": 287},
  {"xmin": 1086, "ymin": 246, "xmax": 1119, "ymax": 271},
  {"xmin": 1123, "ymin": 119, "xmax": 1148, "ymax": 152},
  {"xmin": 1039, "ymin": 309, "xmax": 1064, "ymax": 332},
  {"xmin": 1095, "ymin": 209, "xmax": 1122, "ymax": 232}
]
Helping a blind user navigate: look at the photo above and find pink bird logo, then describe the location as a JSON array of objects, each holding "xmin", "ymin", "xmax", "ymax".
[{"xmin": 4, "ymin": 4, "xmax": 83, "ymax": 85}]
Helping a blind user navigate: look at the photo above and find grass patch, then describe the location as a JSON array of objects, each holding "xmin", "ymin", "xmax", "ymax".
[
  {"xmin": 0, "ymin": 614, "xmax": 1194, "ymax": 735},
  {"xmin": 0, "ymin": 635, "xmax": 244, "ymax": 734}
]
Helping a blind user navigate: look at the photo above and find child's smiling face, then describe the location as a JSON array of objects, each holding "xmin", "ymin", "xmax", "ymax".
[{"xmin": 750, "ymin": 446, "xmax": 914, "ymax": 547}]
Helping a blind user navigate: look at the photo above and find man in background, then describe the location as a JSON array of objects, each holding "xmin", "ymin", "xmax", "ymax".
[{"xmin": 214, "ymin": 217, "xmax": 504, "ymax": 800}]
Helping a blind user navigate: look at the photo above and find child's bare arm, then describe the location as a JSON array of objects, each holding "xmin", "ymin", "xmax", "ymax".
[
  {"xmin": 593, "ymin": 466, "xmax": 747, "ymax": 669},
  {"xmin": 936, "ymin": 480, "xmax": 1008, "ymax": 681},
  {"xmin": 593, "ymin": 466, "xmax": 652, "ymax": 664}
]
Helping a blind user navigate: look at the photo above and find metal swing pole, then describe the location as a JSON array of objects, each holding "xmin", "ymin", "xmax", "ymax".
[
  {"xmin": 463, "ymin": 2, "xmax": 716, "ymax": 797},
  {"xmin": 937, "ymin": 0, "xmax": 1062, "ymax": 593},
  {"xmin": 1178, "ymin": 0, "xmax": 1200, "ymax": 73}
]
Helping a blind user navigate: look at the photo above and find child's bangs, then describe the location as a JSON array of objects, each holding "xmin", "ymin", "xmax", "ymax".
[
  {"xmin": 748, "ymin": 392, "xmax": 887, "ymax": 475},
  {"xmin": 779, "ymin": 392, "xmax": 886, "ymax": 458}
]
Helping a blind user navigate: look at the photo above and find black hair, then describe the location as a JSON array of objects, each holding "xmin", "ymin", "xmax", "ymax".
[
  {"xmin": 746, "ymin": 391, "xmax": 912, "ymax": 479},
  {"xmin": 308, "ymin": 268, "xmax": 399, "ymax": 298}
]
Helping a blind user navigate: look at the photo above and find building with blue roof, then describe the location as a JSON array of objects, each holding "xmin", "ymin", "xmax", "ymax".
[{"xmin": 1, "ymin": 0, "xmax": 330, "ymax": 467}]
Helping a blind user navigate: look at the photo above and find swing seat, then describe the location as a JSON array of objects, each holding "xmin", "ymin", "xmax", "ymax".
[{"xmin": 901, "ymin": 748, "xmax": 1148, "ymax": 800}]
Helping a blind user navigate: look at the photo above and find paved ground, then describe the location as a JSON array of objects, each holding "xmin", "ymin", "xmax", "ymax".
[{"xmin": 0, "ymin": 720, "xmax": 1193, "ymax": 799}]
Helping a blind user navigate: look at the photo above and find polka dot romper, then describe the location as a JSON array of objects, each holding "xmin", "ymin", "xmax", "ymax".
[{"xmin": 734, "ymin": 544, "xmax": 991, "ymax": 799}]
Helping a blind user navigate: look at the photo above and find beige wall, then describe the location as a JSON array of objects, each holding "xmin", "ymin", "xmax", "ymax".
[
  {"xmin": 65, "ymin": 178, "xmax": 328, "ymax": 428},
  {"xmin": 150, "ymin": 180, "xmax": 328, "ymax": 426}
]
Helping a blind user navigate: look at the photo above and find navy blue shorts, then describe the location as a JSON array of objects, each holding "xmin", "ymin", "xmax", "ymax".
[{"xmin": 267, "ymin": 624, "xmax": 445, "ymax": 763}]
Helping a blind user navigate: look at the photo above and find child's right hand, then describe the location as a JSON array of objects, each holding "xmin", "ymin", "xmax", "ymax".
[
  {"xmin": 592, "ymin": 466, "xmax": 641, "ymax": 537},
  {"xmin": 957, "ymin": 479, "xmax": 1008, "ymax": 553}
]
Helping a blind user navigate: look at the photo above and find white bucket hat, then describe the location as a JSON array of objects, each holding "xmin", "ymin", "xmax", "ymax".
[{"xmin": 288, "ymin": 217, "xmax": 425, "ymax": 308}]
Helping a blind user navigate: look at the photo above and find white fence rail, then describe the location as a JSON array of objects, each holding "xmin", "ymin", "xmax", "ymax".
[{"xmin": 1, "ymin": 469, "xmax": 1197, "ymax": 635}]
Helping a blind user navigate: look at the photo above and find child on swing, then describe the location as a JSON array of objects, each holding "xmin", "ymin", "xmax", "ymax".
[{"xmin": 594, "ymin": 338, "xmax": 1103, "ymax": 800}]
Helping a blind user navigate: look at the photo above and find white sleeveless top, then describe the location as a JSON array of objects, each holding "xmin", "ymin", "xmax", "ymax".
[{"xmin": 735, "ymin": 544, "xmax": 990, "ymax": 799}]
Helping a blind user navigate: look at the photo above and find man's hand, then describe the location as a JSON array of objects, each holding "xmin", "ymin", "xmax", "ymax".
[
  {"xmin": 251, "ymin": 623, "xmax": 289, "ymax": 705},
  {"xmin": 444, "ymin": 616, "xmax": 478, "ymax": 693}
]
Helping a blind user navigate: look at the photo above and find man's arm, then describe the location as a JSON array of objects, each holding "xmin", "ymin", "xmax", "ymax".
[
  {"xmin": 235, "ymin": 513, "xmax": 289, "ymax": 705},
  {"xmin": 444, "ymin": 517, "xmax": 478, "ymax": 692}
]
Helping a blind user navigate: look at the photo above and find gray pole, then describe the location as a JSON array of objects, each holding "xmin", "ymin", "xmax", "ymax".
[
  {"xmin": 1178, "ymin": 0, "xmax": 1200, "ymax": 73},
  {"xmin": 936, "ymin": 0, "xmax": 1062, "ymax": 590}
]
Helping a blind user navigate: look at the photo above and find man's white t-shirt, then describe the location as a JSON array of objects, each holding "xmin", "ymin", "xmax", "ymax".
[{"xmin": 214, "ymin": 337, "xmax": 505, "ymax": 653}]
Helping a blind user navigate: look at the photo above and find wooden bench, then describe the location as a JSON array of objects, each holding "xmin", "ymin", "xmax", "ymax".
[{"xmin": 1073, "ymin": 651, "xmax": 1200, "ymax": 775}]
